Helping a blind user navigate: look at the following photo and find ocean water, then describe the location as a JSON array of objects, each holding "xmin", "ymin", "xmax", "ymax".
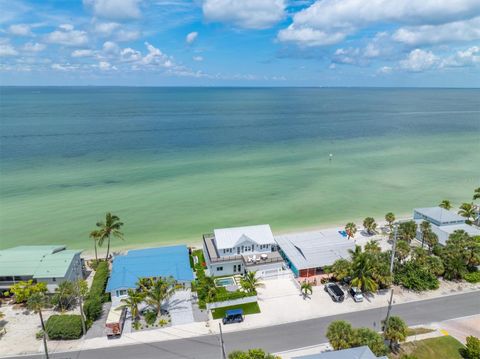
[{"xmin": 0, "ymin": 87, "xmax": 479, "ymax": 250}]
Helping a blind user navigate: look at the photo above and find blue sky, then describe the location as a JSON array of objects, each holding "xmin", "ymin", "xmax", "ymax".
[{"xmin": 1, "ymin": 0, "xmax": 479, "ymax": 86}]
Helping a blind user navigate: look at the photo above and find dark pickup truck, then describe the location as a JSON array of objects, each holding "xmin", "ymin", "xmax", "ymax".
[{"xmin": 324, "ymin": 282, "xmax": 345, "ymax": 302}]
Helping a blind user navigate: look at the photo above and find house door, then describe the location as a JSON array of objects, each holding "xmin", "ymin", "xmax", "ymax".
[{"xmin": 237, "ymin": 247, "xmax": 240, "ymax": 254}]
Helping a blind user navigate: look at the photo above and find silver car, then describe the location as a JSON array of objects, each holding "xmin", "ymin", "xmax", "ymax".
[{"xmin": 349, "ymin": 287, "xmax": 364, "ymax": 302}]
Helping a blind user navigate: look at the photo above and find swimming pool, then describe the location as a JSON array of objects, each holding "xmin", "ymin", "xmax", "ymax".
[{"xmin": 215, "ymin": 277, "xmax": 236, "ymax": 287}]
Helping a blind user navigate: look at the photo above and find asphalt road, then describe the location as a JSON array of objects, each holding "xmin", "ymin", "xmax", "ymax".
[{"xmin": 6, "ymin": 291, "xmax": 480, "ymax": 359}]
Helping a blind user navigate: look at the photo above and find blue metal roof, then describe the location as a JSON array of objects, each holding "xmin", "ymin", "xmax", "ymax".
[
  {"xmin": 106, "ymin": 245, "xmax": 194, "ymax": 292},
  {"xmin": 225, "ymin": 309, "xmax": 244, "ymax": 316}
]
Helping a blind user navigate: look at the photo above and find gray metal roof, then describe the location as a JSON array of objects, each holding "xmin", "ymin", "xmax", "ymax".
[
  {"xmin": 292, "ymin": 346, "xmax": 386, "ymax": 359},
  {"xmin": 432, "ymin": 223, "xmax": 480, "ymax": 245},
  {"xmin": 414, "ymin": 207, "xmax": 465, "ymax": 224},
  {"xmin": 214, "ymin": 224, "xmax": 275, "ymax": 250},
  {"xmin": 275, "ymin": 228, "xmax": 355, "ymax": 270}
]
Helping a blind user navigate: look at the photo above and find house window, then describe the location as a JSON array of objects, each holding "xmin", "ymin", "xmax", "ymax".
[
  {"xmin": 116, "ymin": 289, "xmax": 127, "ymax": 297},
  {"xmin": 52, "ymin": 278, "xmax": 56, "ymax": 282},
  {"xmin": 217, "ymin": 266, "xmax": 223, "ymax": 271}
]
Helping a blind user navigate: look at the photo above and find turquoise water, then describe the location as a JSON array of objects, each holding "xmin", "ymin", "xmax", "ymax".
[{"xmin": 0, "ymin": 87, "xmax": 479, "ymax": 250}]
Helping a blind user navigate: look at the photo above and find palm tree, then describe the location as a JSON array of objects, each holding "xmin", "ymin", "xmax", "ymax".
[
  {"xmin": 120, "ymin": 289, "xmax": 144, "ymax": 321},
  {"xmin": 240, "ymin": 271, "xmax": 264, "ymax": 294},
  {"xmin": 27, "ymin": 292, "xmax": 49, "ymax": 359},
  {"xmin": 349, "ymin": 246, "xmax": 378, "ymax": 293},
  {"xmin": 89, "ymin": 230, "xmax": 101, "ymax": 262},
  {"xmin": 364, "ymin": 240, "xmax": 381, "ymax": 254},
  {"xmin": 145, "ymin": 277, "xmax": 176, "ymax": 316},
  {"xmin": 95, "ymin": 212, "xmax": 124, "ymax": 260},
  {"xmin": 424, "ymin": 231, "xmax": 439, "ymax": 254},
  {"xmin": 439, "ymin": 200, "xmax": 452, "ymax": 210},
  {"xmin": 473, "ymin": 187, "xmax": 480, "ymax": 200},
  {"xmin": 300, "ymin": 282, "xmax": 313, "ymax": 300},
  {"xmin": 385, "ymin": 212, "xmax": 395, "ymax": 236},
  {"xmin": 398, "ymin": 220, "xmax": 417, "ymax": 243},
  {"xmin": 345, "ymin": 222, "xmax": 357, "ymax": 239},
  {"xmin": 458, "ymin": 202, "xmax": 476, "ymax": 224},
  {"xmin": 363, "ymin": 217, "xmax": 377, "ymax": 235},
  {"xmin": 395, "ymin": 240, "xmax": 410, "ymax": 263},
  {"xmin": 329, "ymin": 259, "xmax": 351, "ymax": 281},
  {"xmin": 419, "ymin": 221, "xmax": 431, "ymax": 248}
]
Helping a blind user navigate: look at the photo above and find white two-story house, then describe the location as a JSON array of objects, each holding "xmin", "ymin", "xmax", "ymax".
[{"xmin": 202, "ymin": 224, "xmax": 285, "ymax": 278}]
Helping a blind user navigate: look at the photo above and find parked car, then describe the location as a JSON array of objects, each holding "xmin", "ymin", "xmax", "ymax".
[
  {"xmin": 222, "ymin": 308, "xmax": 244, "ymax": 325},
  {"xmin": 349, "ymin": 287, "xmax": 364, "ymax": 302},
  {"xmin": 324, "ymin": 282, "xmax": 345, "ymax": 302}
]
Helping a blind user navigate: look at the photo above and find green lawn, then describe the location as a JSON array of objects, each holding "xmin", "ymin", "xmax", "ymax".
[
  {"xmin": 406, "ymin": 327, "xmax": 435, "ymax": 336},
  {"xmin": 392, "ymin": 336, "xmax": 465, "ymax": 359},
  {"xmin": 211, "ymin": 302, "xmax": 260, "ymax": 320}
]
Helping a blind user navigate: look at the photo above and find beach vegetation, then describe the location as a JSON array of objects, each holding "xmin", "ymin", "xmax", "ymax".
[
  {"xmin": 120, "ymin": 289, "xmax": 145, "ymax": 322},
  {"xmin": 394, "ymin": 260, "xmax": 439, "ymax": 291},
  {"xmin": 441, "ymin": 231, "xmax": 480, "ymax": 280},
  {"xmin": 349, "ymin": 246, "xmax": 379, "ymax": 293},
  {"xmin": 365, "ymin": 240, "xmax": 381, "ymax": 254},
  {"xmin": 328, "ymin": 258, "xmax": 351, "ymax": 281},
  {"xmin": 363, "ymin": 217, "xmax": 377, "ymax": 235},
  {"xmin": 93, "ymin": 212, "xmax": 124, "ymax": 261},
  {"xmin": 345, "ymin": 222, "xmax": 357, "ymax": 239},
  {"xmin": 463, "ymin": 270, "xmax": 480, "ymax": 283},
  {"xmin": 395, "ymin": 240, "xmax": 410, "ymax": 263},
  {"xmin": 385, "ymin": 212, "xmax": 395, "ymax": 230},
  {"xmin": 353, "ymin": 327, "xmax": 389, "ymax": 356},
  {"xmin": 89, "ymin": 230, "xmax": 101, "ymax": 262},
  {"xmin": 9, "ymin": 280, "xmax": 47, "ymax": 304},
  {"xmin": 398, "ymin": 220, "xmax": 417, "ymax": 243},
  {"xmin": 51, "ymin": 281, "xmax": 77, "ymax": 312},
  {"xmin": 474, "ymin": 188, "xmax": 480, "ymax": 201},
  {"xmin": 45, "ymin": 314, "xmax": 83, "ymax": 340},
  {"xmin": 83, "ymin": 261, "xmax": 109, "ymax": 322},
  {"xmin": 439, "ymin": 200, "xmax": 452, "ymax": 210}
]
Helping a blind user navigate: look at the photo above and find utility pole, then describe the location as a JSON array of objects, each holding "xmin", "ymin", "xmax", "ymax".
[
  {"xmin": 219, "ymin": 323, "xmax": 227, "ymax": 359},
  {"xmin": 384, "ymin": 224, "xmax": 398, "ymax": 331}
]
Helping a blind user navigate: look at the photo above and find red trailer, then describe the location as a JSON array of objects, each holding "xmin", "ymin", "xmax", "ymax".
[{"xmin": 105, "ymin": 306, "xmax": 126, "ymax": 338}]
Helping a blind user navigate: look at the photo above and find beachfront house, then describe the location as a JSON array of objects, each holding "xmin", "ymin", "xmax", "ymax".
[
  {"xmin": 275, "ymin": 229, "xmax": 355, "ymax": 279},
  {"xmin": 106, "ymin": 245, "xmax": 194, "ymax": 306},
  {"xmin": 292, "ymin": 346, "xmax": 387, "ymax": 359},
  {"xmin": 202, "ymin": 224, "xmax": 285, "ymax": 278},
  {"xmin": 413, "ymin": 207, "xmax": 480, "ymax": 245},
  {"xmin": 0, "ymin": 245, "xmax": 83, "ymax": 292}
]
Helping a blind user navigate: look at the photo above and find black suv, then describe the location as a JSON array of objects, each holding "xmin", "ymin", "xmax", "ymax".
[{"xmin": 324, "ymin": 282, "xmax": 345, "ymax": 302}]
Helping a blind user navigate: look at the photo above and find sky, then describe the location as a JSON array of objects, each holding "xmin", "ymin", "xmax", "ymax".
[{"xmin": 0, "ymin": 0, "xmax": 479, "ymax": 87}]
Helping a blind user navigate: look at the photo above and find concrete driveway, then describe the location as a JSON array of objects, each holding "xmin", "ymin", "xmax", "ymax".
[
  {"xmin": 434, "ymin": 314, "xmax": 480, "ymax": 343},
  {"xmin": 166, "ymin": 289, "xmax": 194, "ymax": 326}
]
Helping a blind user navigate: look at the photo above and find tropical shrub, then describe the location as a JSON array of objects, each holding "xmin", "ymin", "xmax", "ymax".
[
  {"xmin": 464, "ymin": 271, "xmax": 480, "ymax": 283},
  {"xmin": 383, "ymin": 316, "xmax": 407, "ymax": 351},
  {"xmin": 352, "ymin": 327, "xmax": 388, "ymax": 357},
  {"xmin": 394, "ymin": 261, "xmax": 439, "ymax": 291},
  {"xmin": 9, "ymin": 281, "xmax": 47, "ymax": 303},
  {"xmin": 228, "ymin": 349, "xmax": 280, "ymax": 359},
  {"xmin": 45, "ymin": 315, "xmax": 83, "ymax": 340},
  {"xmin": 51, "ymin": 281, "xmax": 77, "ymax": 311},
  {"xmin": 326, "ymin": 321, "xmax": 355, "ymax": 350},
  {"xmin": 463, "ymin": 336, "xmax": 480, "ymax": 359},
  {"xmin": 83, "ymin": 297, "xmax": 103, "ymax": 321},
  {"xmin": 398, "ymin": 220, "xmax": 417, "ymax": 243},
  {"xmin": 144, "ymin": 310, "xmax": 157, "ymax": 326}
]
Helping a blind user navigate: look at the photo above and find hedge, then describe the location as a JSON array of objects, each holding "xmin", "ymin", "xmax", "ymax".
[
  {"xmin": 46, "ymin": 315, "xmax": 83, "ymax": 340},
  {"xmin": 83, "ymin": 261, "xmax": 110, "ymax": 322},
  {"xmin": 464, "ymin": 271, "xmax": 480, "ymax": 283},
  {"xmin": 83, "ymin": 296, "xmax": 103, "ymax": 321},
  {"xmin": 87, "ymin": 261, "xmax": 109, "ymax": 301}
]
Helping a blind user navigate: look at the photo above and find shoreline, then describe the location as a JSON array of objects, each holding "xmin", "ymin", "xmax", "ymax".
[{"xmin": 78, "ymin": 212, "xmax": 412, "ymax": 258}]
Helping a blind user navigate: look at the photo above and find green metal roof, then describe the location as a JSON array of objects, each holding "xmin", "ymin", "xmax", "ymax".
[{"xmin": 0, "ymin": 245, "xmax": 82, "ymax": 279}]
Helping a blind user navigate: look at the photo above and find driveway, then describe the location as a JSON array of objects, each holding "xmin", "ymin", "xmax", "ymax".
[{"xmin": 166, "ymin": 290, "xmax": 194, "ymax": 326}]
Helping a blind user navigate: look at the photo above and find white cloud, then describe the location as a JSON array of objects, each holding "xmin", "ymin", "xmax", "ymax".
[
  {"xmin": 378, "ymin": 66, "xmax": 392, "ymax": 74},
  {"xmin": 0, "ymin": 43, "xmax": 18, "ymax": 57},
  {"xmin": 97, "ymin": 60, "xmax": 117, "ymax": 70},
  {"xmin": 203, "ymin": 0, "xmax": 285, "ymax": 29},
  {"xmin": 193, "ymin": 55, "xmax": 203, "ymax": 61},
  {"xmin": 278, "ymin": 0, "xmax": 480, "ymax": 47},
  {"xmin": 141, "ymin": 42, "xmax": 174, "ymax": 67},
  {"xmin": 46, "ymin": 25, "xmax": 88, "ymax": 46},
  {"xmin": 83, "ymin": 0, "xmax": 142, "ymax": 20},
  {"xmin": 51, "ymin": 63, "xmax": 78, "ymax": 71},
  {"xmin": 400, "ymin": 49, "xmax": 438, "ymax": 72},
  {"xmin": 115, "ymin": 29, "xmax": 140, "ymax": 42},
  {"xmin": 71, "ymin": 49, "xmax": 95, "ymax": 57},
  {"xmin": 186, "ymin": 31, "xmax": 198, "ymax": 44},
  {"xmin": 393, "ymin": 17, "xmax": 480, "ymax": 46},
  {"xmin": 93, "ymin": 22, "xmax": 120, "ymax": 37},
  {"xmin": 23, "ymin": 42, "xmax": 46, "ymax": 52},
  {"xmin": 441, "ymin": 46, "xmax": 480, "ymax": 68},
  {"xmin": 120, "ymin": 47, "xmax": 142, "ymax": 62},
  {"xmin": 103, "ymin": 41, "xmax": 120, "ymax": 54},
  {"xmin": 8, "ymin": 24, "xmax": 33, "ymax": 36}
]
